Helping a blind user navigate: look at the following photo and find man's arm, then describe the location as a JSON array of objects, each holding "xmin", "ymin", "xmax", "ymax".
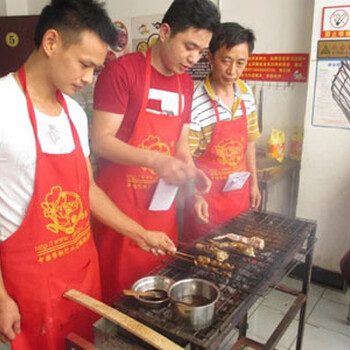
[
  {"xmin": 176, "ymin": 124, "xmax": 211, "ymax": 223},
  {"xmin": 91, "ymin": 110, "xmax": 196, "ymax": 186},
  {"xmin": 246, "ymin": 141, "xmax": 261, "ymax": 209},
  {"xmin": 0, "ymin": 265, "xmax": 21, "ymax": 342},
  {"xmin": 175, "ymin": 124, "xmax": 211, "ymax": 194},
  {"xmin": 87, "ymin": 158, "xmax": 176, "ymax": 255}
]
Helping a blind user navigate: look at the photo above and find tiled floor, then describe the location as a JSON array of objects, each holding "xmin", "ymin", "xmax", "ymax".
[{"xmin": 220, "ymin": 276, "xmax": 350, "ymax": 350}]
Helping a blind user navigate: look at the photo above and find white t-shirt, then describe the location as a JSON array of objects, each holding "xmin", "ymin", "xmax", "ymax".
[{"xmin": 0, "ymin": 73, "xmax": 90, "ymax": 241}]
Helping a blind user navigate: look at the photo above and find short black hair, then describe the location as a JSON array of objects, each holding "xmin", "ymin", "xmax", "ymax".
[
  {"xmin": 161, "ymin": 0, "xmax": 220, "ymax": 36},
  {"xmin": 34, "ymin": 0, "xmax": 117, "ymax": 49},
  {"xmin": 209, "ymin": 22, "xmax": 256, "ymax": 56}
]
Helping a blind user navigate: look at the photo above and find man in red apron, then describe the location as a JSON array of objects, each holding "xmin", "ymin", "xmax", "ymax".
[
  {"xmin": 92, "ymin": 0, "xmax": 220, "ymax": 302},
  {"xmin": 183, "ymin": 22, "xmax": 262, "ymax": 242},
  {"xmin": 0, "ymin": 1, "xmax": 176, "ymax": 349}
]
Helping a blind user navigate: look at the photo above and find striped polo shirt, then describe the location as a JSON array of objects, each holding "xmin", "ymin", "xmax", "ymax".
[{"xmin": 189, "ymin": 76, "xmax": 260, "ymax": 159}]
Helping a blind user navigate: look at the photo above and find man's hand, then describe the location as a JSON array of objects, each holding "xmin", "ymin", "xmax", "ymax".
[
  {"xmin": 194, "ymin": 193, "xmax": 209, "ymax": 224},
  {"xmin": 0, "ymin": 294, "xmax": 21, "ymax": 343},
  {"xmin": 194, "ymin": 168, "xmax": 211, "ymax": 194},
  {"xmin": 250, "ymin": 181, "xmax": 261, "ymax": 209},
  {"xmin": 134, "ymin": 230, "xmax": 177, "ymax": 256},
  {"xmin": 152, "ymin": 154, "xmax": 196, "ymax": 186}
]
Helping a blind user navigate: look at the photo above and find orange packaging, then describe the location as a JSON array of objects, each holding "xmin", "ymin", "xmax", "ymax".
[
  {"xmin": 290, "ymin": 129, "xmax": 303, "ymax": 161},
  {"xmin": 267, "ymin": 129, "xmax": 285, "ymax": 163}
]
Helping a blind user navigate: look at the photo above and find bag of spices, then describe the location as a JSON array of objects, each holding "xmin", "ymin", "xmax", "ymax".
[
  {"xmin": 290, "ymin": 128, "xmax": 303, "ymax": 161},
  {"xmin": 267, "ymin": 129, "xmax": 285, "ymax": 163}
]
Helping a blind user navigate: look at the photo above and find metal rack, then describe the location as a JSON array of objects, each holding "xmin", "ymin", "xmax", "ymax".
[
  {"xmin": 94, "ymin": 211, "xmax": 317, "ymax": 350},
  {"xmin": 331, "ymin": 56, "xmax": 350, "ymax": 124}
]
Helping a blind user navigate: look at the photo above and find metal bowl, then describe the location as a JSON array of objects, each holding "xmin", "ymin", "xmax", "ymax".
[
  {"xmin": 131, "ymin": 275, "xmax": 174, "ymax": 306},
  {"xmin": 168, "ymin": 278, "xmax": 220, "ymax": 330}
]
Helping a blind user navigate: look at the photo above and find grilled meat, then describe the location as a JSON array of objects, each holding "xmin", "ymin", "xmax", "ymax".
[{"xmin": 195, "ymin": 242, "xmax": 229, "ymax": 262}]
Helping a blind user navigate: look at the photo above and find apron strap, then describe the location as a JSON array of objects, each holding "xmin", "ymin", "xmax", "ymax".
[
  {"xmin": 211, "ymin": 97, "xmax": 247, "ymax": 124},
  {"xmin": 17, "ymin": 65, "xmax": 84, "ymax": 184}
]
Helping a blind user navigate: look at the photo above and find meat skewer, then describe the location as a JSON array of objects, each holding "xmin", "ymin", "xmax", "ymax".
[
  {"xmin": 213, "ymin": 233, "xmax": 265, "ymax": 250},
  {"xmin": 173, "ymin": 252, "xmax": 234, "ymax": 278},
  {"xmin": 209, "ymin": 240, "xmax": 256, "ymax": 258},
  {"xmin": 195, "ymin": 242, "xmax": 229, "ymax": 262}
]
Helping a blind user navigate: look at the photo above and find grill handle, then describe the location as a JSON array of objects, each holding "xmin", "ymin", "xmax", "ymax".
[{"xmin": 64, "ymin": 289, "xmax": 184, "ymax": 350}]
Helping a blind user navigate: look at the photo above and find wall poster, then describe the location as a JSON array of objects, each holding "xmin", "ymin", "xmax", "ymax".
[
  {"xmin": 311, "ymin": 39, "xmax": 350, "ymax": 129},
  {"xmin": 131, "ymin": 14, "xmax": 162, "ymax": 53}
]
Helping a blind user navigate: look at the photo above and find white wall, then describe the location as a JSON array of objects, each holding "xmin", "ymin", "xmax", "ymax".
[
  {"xmin": 0, "ymin": 0, "xmax": 6, "ymax": 16},
  {"xmin": 27, "ymin": 0, "xmax": 47, "ymax": 15},
  {"xmin": 297, "ymin": 0, "xmax": 350, "ymax": 272},
  {"xmin": 220, "ymin": 0, "xmax": 314, "ymax": 216},
  {"xmin": 106, "ymin": 0, "xmax": 218, "ymax": 18},
  {"xmin": 1, "ymin": 0, "xmax": 47, "ymax": 15},
  {"xmin": 5, "ymin": 0, "xmax": 27, "ymax": 15},
  {"xmin": 221, "ymin": 0, "xmax": 313, "ymax": 146}
]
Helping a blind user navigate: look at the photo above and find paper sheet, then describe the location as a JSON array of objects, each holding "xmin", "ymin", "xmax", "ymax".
[
  {"xmin": 149, "ymin": 179, "xmax": 178, "ymax": 211},
  {"xmin": 222, "ymin": 172, "xmax": 250, "ymax": 192}
]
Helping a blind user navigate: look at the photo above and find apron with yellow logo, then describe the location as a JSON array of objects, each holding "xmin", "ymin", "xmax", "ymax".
[
  {"xmin": 183, "ymin": 99, "xmax": 250, "ymax": 242},
  {"xmin": 0, "ymin": 66, "xmax": 101, "ymax": 349},
  {"xmin": 94, "ymin": 49, "xmax": 182, "ymax": 302}
]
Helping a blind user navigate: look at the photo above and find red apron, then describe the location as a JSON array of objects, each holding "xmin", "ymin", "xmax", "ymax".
[
  {"xmin": 183, "ymin": 99, "xmax": 250, "ymax": 242},
  {"xmin": 0, "ymin": 66, "xmax": 101, "ymax": 349},
  {"xmin": 94, "ymin": 49, "xmax": 182, "ymax": 302}
]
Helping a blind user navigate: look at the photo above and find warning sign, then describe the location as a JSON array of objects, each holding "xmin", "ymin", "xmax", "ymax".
[
  {"xmin": 317, "ymin": 40, "xmax": 350, "ymax": 58},
  {"xmin": 321, "ymin": 5, "xmax": 350, "ymax": 38}
]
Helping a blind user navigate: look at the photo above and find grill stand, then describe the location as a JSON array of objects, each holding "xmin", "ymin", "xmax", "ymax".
[
  {"xmin": 231, "ymin": 226, "xmax": 315, "ymax": 350},
  {"xmin": 92, "ymin": 211, "xmax": 317, "ymax": 350}
]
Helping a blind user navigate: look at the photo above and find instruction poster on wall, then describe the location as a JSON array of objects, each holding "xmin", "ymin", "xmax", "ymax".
[{"xmin": 311, "ymin": 39, "xmax": 350, "ymax": 129}]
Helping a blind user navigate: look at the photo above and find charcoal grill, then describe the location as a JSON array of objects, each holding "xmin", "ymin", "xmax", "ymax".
[{"xmin": 93, "ymin": 210, "xmax": 316, "ymax": 350}]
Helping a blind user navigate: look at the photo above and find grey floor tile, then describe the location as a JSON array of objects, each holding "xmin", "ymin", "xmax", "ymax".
[
  {"xmin": 323, "ymin": 287, "xmax": 350, "ymax": 306},
  {"xmin": 307, "ymin": 297, "xmax": 350, "ymax": 337},
  {"xmin": 245, "ymin": 304, "xmax": 299, "ymax": 349},
  {"xmin": 290, "ymin": 323, "xmax": 350, "ymax": 350}
]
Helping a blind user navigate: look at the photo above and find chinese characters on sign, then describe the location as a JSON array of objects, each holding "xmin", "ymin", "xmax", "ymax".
[
  {"xmin": 240, "ymin": 54, "xmax": 309, "ymax": 82},
  {"xmin": 187, "ymin": 50, "xmax": 210, "ymax": 81},
  {"xmin": 318, "ymin": 39, "xmax": 350, "ymax": 58},
  {"xmin": 321, "ymin": 5, "xmax": 350, "ymax": 38}
]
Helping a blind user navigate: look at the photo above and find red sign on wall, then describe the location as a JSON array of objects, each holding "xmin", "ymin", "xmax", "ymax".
[{"xmin": 241, "ymin": 54, "xmax": 309, "ymax": 82}]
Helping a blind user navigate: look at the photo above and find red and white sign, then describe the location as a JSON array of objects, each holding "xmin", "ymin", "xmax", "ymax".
[
  {"xmin": 241, "ymin": 54, "xmax": 309, "ymax": 83},
  {"xmin": 321, "ymin": 5, "xmax": 350, "ymax": 38}
]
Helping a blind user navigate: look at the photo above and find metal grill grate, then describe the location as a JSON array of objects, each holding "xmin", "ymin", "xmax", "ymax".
[
  {"xmin": 331, "ymin": 56, "xmax": 350, "ymax": 124},
  {"xmin": 112, "ymin": 211, "xmax": 316, "ymax": 349}
]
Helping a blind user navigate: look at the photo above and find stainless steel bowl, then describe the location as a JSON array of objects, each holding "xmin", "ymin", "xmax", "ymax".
[
  {"xmin": 168, "ymin": 278, "xmax": 220, "ymax": 330},
  {"xmin": 131, "ymin": 275, "xmax": 174, "ymax": 306}
]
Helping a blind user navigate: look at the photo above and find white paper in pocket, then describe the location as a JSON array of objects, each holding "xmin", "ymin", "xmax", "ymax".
[
  {"xmin": 222, "ymin": 172, "xmax": 250, "ymax": 192},
  {"xmin": 149, "ymin": 179, "xmax": 179, "ymax": 211}
]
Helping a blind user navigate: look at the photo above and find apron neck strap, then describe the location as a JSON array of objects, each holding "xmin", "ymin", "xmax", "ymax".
[
  {"xmin": 17, "ymin": 65, "xmax": 79, "ymax": 150},
  {"xmin": 211, "ymin": 97, "xmax": 247, "ymax": 124}
]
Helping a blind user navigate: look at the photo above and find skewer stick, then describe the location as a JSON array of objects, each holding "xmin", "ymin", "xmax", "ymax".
[
  {"xmin": 174, "ymin": 251, "xmax": 196, "ymax": 259},
  {"xmin": 173, "ymin": 253, "xmax": 193, "ymax": 263}
]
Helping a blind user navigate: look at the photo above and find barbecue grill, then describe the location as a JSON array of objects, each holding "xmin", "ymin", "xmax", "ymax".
[{"xmin": 93, "ymin": 210, "xmax": 316, "ymax": 350}]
